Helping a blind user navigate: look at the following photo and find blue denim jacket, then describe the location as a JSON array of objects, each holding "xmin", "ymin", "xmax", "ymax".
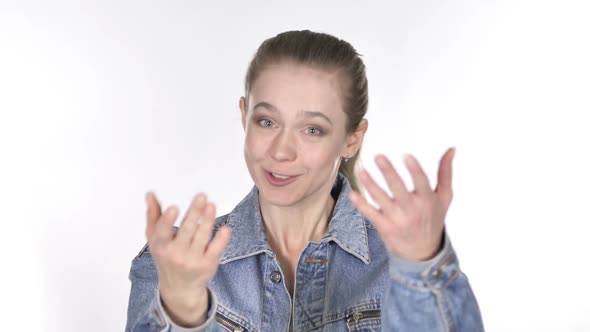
[{"xmin": 126, "ymin": 173, "xmax": 484, "ymax": 331}]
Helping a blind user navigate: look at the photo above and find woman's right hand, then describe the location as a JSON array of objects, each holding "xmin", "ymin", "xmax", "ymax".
[{"xmin": 145, "ymin": 191, "xmax": 232, "ymax": 327}]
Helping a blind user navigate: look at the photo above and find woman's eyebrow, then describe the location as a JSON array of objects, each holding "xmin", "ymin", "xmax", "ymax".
[
  {"xmin": 253, "ymin": 101, "xmax": 277, "ymax": 113},
  {"xmin": 252, "ymin": 101, "xmax": 333, "ymax": 125},
  {"xmin": 300, "ymin": 111, "xmax": 333, "ymax": 126}
]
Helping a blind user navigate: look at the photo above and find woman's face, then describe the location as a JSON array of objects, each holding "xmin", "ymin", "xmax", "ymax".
[{"xmin": 240, "ymin": 62, "xmax": 364, "ymax": 207}]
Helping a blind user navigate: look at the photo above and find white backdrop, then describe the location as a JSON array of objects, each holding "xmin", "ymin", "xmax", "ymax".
[{"xmin": 1, "ymin": 1, "xmax": 588, "ymax": 331}]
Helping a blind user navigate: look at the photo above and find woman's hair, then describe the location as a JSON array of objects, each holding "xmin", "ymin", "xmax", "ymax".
[{"xmin": 243, "ymin": 30, "xmax": 368, "ymax": 192}]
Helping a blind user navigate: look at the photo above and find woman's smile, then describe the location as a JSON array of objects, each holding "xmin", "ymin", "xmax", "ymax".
[{"xmin": 263, "ymin": 169, "xmax": 301, "ymax": 186}]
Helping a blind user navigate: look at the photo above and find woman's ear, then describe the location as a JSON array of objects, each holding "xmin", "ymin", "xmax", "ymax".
[
  {"xmin": 239, "ymin": 97, "xmax": 247, "ymax": 131},
  {"xmin": 345, "ymin": 118, "xmax": 368, "ymax": 155}
]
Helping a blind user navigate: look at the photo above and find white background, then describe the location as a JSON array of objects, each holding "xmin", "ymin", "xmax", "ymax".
[{"xmin": 1, "ymin": 1, "xmax": 589, "ymax": 331}]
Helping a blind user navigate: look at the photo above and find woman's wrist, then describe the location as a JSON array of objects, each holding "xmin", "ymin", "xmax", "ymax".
[{"xmin": 159, "ymin": 286, "xmax": 209, "ymax": 328}]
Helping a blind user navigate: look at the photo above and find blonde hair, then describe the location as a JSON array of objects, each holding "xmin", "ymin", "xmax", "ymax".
[{"xmin": 243, "ymin": 30, "xmax": 368, "ymax": 191}]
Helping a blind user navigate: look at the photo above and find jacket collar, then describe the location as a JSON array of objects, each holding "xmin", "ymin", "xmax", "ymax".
[{"xmin": 219, "ymin": 173, "xmax": 371, "ymax": 265}]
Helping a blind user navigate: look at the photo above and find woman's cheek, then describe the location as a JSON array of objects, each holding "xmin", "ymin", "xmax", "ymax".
[{"xmin": 306, "ymin": 143, "xmax": 339, "ymax": 163}]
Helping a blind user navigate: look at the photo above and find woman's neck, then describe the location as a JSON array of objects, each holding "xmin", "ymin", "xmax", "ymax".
[{"xmin": 260, "ymin": 191, "xmax": 335, "ymax": 255}]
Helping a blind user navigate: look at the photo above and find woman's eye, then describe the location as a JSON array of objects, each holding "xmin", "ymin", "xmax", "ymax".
[
  {"xmin": 257, "ymin": 119, "xmax": 273, "ymax": 127},
  {"xmin": 305, "ymin": 127, "xmax": 323, "ymax": 136}
]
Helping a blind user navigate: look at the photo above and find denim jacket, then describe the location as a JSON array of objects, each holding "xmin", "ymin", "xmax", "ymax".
[{"xmin": 126, "ymin": 173, "xmax": 484, "ymax": 332}]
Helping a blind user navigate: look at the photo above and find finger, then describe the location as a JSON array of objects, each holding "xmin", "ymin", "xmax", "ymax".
[
  {"xmin": 374, "ymin": 154, "xmax": 412, "ymax": 208},
  {"xmin": 145, "ymin": 191, "xmax": 162, "ymax": 240},
  {"xmin": 435, "ymin": 147, "xmax": 455, "ymax": 208},
  {"xmin": 357, "ymin": 167, "xmax": 399, "ymax": 216},
  {"xmin": 349, "ymin": 190, "xmax": 395, "ymax": 236},
  {"xmin": 205, "ymin": 225, "xmax": 232, "ymax": 262},
  {"xmin": 403, "ymin": 154, "xmax": 433, "ymax": 194},
  {"xmin": 151, "ymin": 206, "xmax": 178, "ymax": 244},
  {"xmin": 191, "ymin": 202, "xmax": 217, "ymax": 252},
  {"xmin": 175, "ymin": 193, "xmax": 207, "ymax": 248}
]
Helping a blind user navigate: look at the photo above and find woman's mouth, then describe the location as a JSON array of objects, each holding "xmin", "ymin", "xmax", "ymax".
[{"xmin": 264, "ymin": 170, "xmax": 300, "ymax": 186}]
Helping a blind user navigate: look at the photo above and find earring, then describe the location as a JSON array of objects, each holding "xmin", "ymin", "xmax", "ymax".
[{"xmin": 343, "ymin": 154, "xmax": 350, "ymax": 163}]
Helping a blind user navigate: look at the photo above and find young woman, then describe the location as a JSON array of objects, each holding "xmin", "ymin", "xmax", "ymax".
[{"xmin": 126, "ymin": 30, "xmax": 484, "ymax": 332}]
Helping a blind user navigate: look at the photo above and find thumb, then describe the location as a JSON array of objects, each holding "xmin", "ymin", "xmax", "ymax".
[
  {"xmin": 162, "ymin": 206, "xmax": 178, "ymax": 226},
  {"xmin": 435, "ymin": 147, "xmax": 455, "ymax": 208},
  {"xmin": 145, "ymin": 191, "xmax": 162, "ymax": 240}
]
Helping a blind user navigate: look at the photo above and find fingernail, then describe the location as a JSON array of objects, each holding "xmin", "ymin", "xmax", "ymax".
[
  {"xmin": 166, "ymin": 207, "xmax": 177, "ymax": 218},
  {"xmin": 356, "ymin": 167, "xmax": 366, "ymax": 178},
  {"xmin": 403, "ymin": 154, "xmax": 413, "ymax": 165},
  {"xmin": 206, "ymin": 203, "xmax": 215, "ymax": 215},
  {"xmin": 195, "ymin": 194, "xmax": 205, "ymax": 205}
]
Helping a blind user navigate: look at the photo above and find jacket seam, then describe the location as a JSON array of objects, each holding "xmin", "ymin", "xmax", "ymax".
[
  {"xmin": 434, "ymin": 288, "xmax": 452, "ymax": 332},
  {"xmin": 216, "ymin": 304, "xmax": 257, "ymax": 332},
  {"xmin": 311, "ymin": 301, "xmax": 381, "ymax": 331}
]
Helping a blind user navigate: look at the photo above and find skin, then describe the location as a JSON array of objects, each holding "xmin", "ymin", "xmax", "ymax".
[
  {"xmin": 143, "ymin": 60, "xmax": 456, "ymax": 327},
  {"xmin": 350, "ymin": 149, "xmax": 456, "ymax": 262},
  {"xmin": 239, "ymin": 61, "xmax": 367, "ymax": 295},
  {"xmin": 145, "ymin": 193, "xmax": 231, "ymax": 327}
]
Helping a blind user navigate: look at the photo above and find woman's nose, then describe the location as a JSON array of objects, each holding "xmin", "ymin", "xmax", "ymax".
[{"xmin": 269, "ymin": 129, "xmax": 296, "ymax": 162}]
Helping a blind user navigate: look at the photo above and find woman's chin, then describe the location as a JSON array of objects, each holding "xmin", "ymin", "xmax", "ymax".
[{"xmin": 257, "ymin": 187, "xmax": 300, "ymax": 207}]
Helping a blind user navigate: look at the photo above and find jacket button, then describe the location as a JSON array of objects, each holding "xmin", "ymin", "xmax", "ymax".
[
  {"xmin": 270, "ymin": 271, "xmax": 282, "ymax": 283},
  {"xmin": 433, "ymin": 268, "xmax": 442, "ymax": 279}
]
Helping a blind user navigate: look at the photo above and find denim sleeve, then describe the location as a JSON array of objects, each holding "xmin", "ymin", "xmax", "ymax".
[
  {"xmin": 383, "ymin": 232, "xmax": 484, "ymax": 331},
  {"xmin": 125, "ymin": 244, "xmax": 222, "ymax": 332},
  {"xmin": 156, "ymin": 287, "xmax": 220, "ymax": 331}
]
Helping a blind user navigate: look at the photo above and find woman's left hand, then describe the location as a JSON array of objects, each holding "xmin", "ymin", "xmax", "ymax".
[{"xmin": 348, "ymin": 147, "xmax": 456, "ymax": 262}]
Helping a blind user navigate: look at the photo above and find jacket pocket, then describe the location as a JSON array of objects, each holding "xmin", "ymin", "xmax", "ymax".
[
  {"xmin": 345, "ymin": 308, "xmax": 381, "ymax": 332},
  {"xmin": 215, "ymin": 310, "xmax": 250, "ymax": 332}
]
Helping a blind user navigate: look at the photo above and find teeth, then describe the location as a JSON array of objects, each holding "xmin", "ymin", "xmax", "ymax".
[{"xmin": 271, "ymin": 173, "xmax": 290, "ymax": 179}]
